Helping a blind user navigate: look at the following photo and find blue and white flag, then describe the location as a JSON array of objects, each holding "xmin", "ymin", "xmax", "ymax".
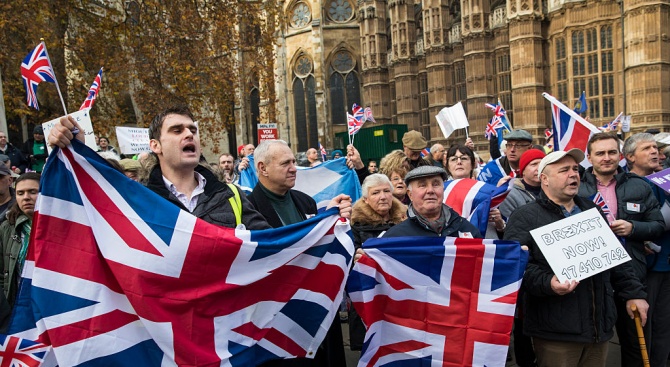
[
  {"xmin": 11, "ymin": 139, "xmax": 354, "ymax": 366},
  {"xmin": 240, "ymin": 157, "xmax": 362, "ymax": 209}
]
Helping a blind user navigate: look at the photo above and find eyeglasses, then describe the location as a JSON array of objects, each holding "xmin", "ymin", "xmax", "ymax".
[
  {"xmin": 507, "ymin": 143, "xmax": 531, "ymax": 149},
  {"xmin": 448, "ymin": 156, "xmax": 470, "ymax": 163}
]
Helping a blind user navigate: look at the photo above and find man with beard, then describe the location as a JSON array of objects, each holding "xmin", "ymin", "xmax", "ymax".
[{"xmin": 578, "ymin": 132, "xmax": 664, "ymax": 367}]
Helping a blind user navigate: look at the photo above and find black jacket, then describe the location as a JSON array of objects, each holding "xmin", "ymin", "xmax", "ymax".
[
  {"xmin": 579, "ymin": 167, "xmax": 664, "ymax": 282},
  {"xmin": 247, "ymin": 184, "xmax": 346, "ymax": 367},
  {"xmin": 247, "ymin": 185, "xmax": 317, "ymax": 228},
  {"xmin": 383, "ymin": 204, "xmax": 482, "ymax": 238},
  {"xmin": 146, "ymin": 164, "xmax": 270, "ymax": 230},
  {"xmin": 0, "ymin": 144, "xmax": 27, "ymax": 173},
  {"xmin": 504, "ymin": 192, "xmax": 646, "ymax": 343}
]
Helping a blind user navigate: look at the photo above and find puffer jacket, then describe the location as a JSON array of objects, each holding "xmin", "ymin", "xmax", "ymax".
[
  {"xmin": 146, "ymin": 164, "xmax": 270, "ymax": 230},
  {"xmin": 350, "ymin": 197, "xmax": 406, "ymax": 248},
  {"xmin": 579, "ymin": 167, "xmax": 664, "ymax": 282},
  {"xmin": 504, "ymin": 192, "xmax": 646, "ymax": 343},
  {"xmin": 0, "ymin": 213, "xmax": 30, "ymax": 306}
]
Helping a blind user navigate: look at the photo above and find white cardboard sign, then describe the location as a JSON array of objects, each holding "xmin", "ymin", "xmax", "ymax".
[
  {"xmin": 529, "ymin": 207, "xmax": 631, "ymax": 282},
  {"xmin": 43, "ymin": 109, "xmax": 96, "ymax": 154},
  {"xmin": 115, "ymin": 126, "xmax": 150, "ymax": 154}
]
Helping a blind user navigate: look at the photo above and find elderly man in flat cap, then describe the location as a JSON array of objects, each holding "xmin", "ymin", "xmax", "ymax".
[
  {"xmin": 382, "ymin": 166, "xmax": 481, "ymax": 238},
  {"xmin": 402, "ymin": 130, "xmax": 431, "ymax": 170}
]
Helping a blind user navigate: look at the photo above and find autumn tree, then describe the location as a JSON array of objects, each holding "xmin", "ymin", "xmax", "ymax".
[{"xmin": 1, "ymin": 0, "xmax": 280, "ymax": 154}]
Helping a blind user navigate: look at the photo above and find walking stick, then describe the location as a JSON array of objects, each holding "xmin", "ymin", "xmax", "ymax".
[{"xmin": 630, "ymin": 304, "xmax": 650, "ymax": 367}]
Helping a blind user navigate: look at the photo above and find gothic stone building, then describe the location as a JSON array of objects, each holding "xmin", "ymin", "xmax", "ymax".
[{"xmin": 275, "ymin": 0, "xmax": 669, "ymax": 154}]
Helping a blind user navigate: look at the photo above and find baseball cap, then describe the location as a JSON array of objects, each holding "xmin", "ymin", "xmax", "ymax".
[
  {"xmin": 33, "ymin": 126, "xmax": 44, "ymax": 134},
  {"xmin": 404, "ymin": 165, "xmax": 448, "ymax": 185},
  {"xmin": 518, "ymin": 149, "xmax": 546, "ymax": 175},
  {"xmin": 0, "ymin": 165, "xmax": 12, "ymax": 177},
  {"xmin": 538, "ymin": 148, "xmax": 585, "ymax": 178},
  {"xmin": 402, "ymin": 130, "xmax": 427, "ymax": 151}
]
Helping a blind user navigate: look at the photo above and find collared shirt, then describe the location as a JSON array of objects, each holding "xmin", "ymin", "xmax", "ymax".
[
  {"xmin": 162, "ymin": 172, "xmax": 207, "ymax": 212},
  {"xmin": 560, "ymin": 203, "xmax": 582, "ymax": 217},
  {"xmin": 596, "ymin": 177, "xmax": 618, "ymax": 222}
]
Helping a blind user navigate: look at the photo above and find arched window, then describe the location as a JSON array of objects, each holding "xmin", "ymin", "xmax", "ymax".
[
  {"xmin": 293, "ymin": 54, "xmax": 318, "ymax": 151},
  {"xmin": 328, "ymin": 50, "xmax": 360, "ymax": 126}
]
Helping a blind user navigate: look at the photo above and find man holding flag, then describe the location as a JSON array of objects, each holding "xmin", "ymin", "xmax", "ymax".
[{"xmin": 477, "ymin": 129, "xmax": 533, "ymax": 185}]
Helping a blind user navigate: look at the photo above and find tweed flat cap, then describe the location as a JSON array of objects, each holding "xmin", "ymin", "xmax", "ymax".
[{"xmin": 404, "ymin": 165, "xmax": 448, "ymax": 185}]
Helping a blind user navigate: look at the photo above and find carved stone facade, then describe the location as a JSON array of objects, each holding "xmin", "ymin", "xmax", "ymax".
[
  {"xmin": 272, "ymin": 0, "xmax": 669, "ymax": 153},
  {"xmin": 346, "ymin": 0, "xmax": 670, "ymax": 152}
]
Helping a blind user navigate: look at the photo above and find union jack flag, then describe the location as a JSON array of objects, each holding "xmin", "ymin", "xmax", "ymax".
[
  {"xmin": 79, "ymin": 67, "xmax": 103, "ymax": 110},
  {"xmin": 599, "ymin": 112, "xmax": 623, "ymax": 132},
  {"xmin": 485, "ymin": 101, "xmax": 512, "ymax": 145},
  {"xmin": 0, "ymin": 335, "xmax": 52, "ymax": 367},
  {"xmin": 352, "ymin": 103, "xmax": 364, "ymax": 122},
  {"xmin": 348, "ymin": 113, "xmax": 364, "ymax": 136},
  {"xmin": 319, "ymin": 142, "xmax": 327, "ymax": 161},
  {"xmin": 444, "ymin": 178, "xmax": 513, "ymax": 235},
  {"xmin": 544, "ymin": 128, "xmax": 553, "ymax": 139},
  {"xmin": 10, "ymin": 140, "xmax": 354, "ymax": 366},
  {"xmin": 544, "ymin": 92, "xmax": 600, "ymax": 154},
  {"xmin": 363, "ymin": 107, "xmax": 376, "ymax": 123},
  {"xmin": 591, "ymin": 191, "xmax": 613, "ymax": 223},
  {"xmin": 347, "ymin": 237, "xmax": 528, "ymax": 366},
  {"xmin": 20, "ymin": 42, "xmax": 56, "ymax": 110},
  {"xmin": 420, "ymin": 147, "xmax": 430, "ymax": 158}
]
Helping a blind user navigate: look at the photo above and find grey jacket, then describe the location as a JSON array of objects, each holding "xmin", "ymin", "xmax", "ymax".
[
  {"xmin": 0, "ymin": 213, "xmax": 30, "ymax": 306},
  {"xmin": 499, "ymin": 178, "xmax": 537, "ymax": 219}
]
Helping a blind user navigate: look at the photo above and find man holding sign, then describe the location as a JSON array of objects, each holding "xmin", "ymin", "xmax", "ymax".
[{"xmin": 505, "ymin": 149, "xmax": 648, "ymax": 367}]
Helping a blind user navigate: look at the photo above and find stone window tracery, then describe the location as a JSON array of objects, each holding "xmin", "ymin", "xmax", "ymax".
[
  {"xmin": 328, "ymin": 0, "xmax": 354, "ymax": 22},
  {"xmin": 290, "ymin": 2, "xmax": 311, "ymax": 29}
]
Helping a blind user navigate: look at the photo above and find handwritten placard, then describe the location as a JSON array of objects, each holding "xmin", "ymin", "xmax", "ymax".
[
  {"xmin": 43, "ymin": 110, "xmax": 96, "ymax": 154},
  {"xmin": 116, "ymin": 126, "xmax": 151, "ymax": 154},
  {"xmin": 529, "ymin": 207, "xmax": 631, "ymax": 282}
]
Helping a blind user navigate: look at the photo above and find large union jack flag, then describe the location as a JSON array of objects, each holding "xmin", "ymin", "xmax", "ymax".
[
  {"xmin": 0, "ymin": 335, "xmax": 52, "ymax": 367},
  {"xmin": 79, "ymin": 67, "xmax": 103, "ymax": 110},
  {"xmin": 10, "ymin": 140, "xmax": 354, "ymax": 366},
  {"xmin": 20, "ymin": 42, "xmax": 56, "ymax": 110},
  {"xmin": 347, "ymin": 237, "xmax": 528, "ymax": 366},
  {"xmin": 543, "ymin": 92, "xmax": 600, "ymax": 154},
  {"xmin": 443, "ymin": 178, "xmax": 512, "ymax": 235}
]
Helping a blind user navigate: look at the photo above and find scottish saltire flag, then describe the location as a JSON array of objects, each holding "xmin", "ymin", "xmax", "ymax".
[
  {"xmin": 363, "ymin": 107, "xmax": 376, "ymax": 123},
  {"xmin": 239, "ymin": 154, "xmax": 258, "ymax": 192},
  {"xmin": 543, "ymin": 93, "xmax": 601, "ymax": 154},
  {"xmin": 444, "ymin": 178, "xmax": 512, "ymax": 236},
  {"xmin": 238, "ymin": 157, "xmax": 362, "ymax": 209},
  {"xmin": 347, "ymin": 237, "xmax": 528, "ymax": 367},
  {"xmin": 591, "ymin": 191, "xmax": 613, "ymax": 223},
  {"xmin": 0, "ymin": 335, "xmax": 53, "ymax": 367},
  {"xmin": 20, "ymin": 42, "xmax": 56, "ymax": 110},
  {"xmin": 79, "ymin": 67, "xmax": 103, "ymax": 110},
  {"xmin": 574, "ymin": 90, "xmax": 588, "ymax": 115},
  {"xmin": 11, "ymin": 139, "xmax": 354, "ymax": 366}
]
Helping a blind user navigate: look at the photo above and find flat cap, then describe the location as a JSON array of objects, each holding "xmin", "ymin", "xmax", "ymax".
[
  {"xmin": 402, "ymin": 130, "xmax": 427, "ymax": 151},
  {"xmin": 504, "ymin": 129, "xmax": 533, "ymax": 142},
  {"xmin": 404, "ymin": 165, "xmax": 448, "ymax": 185},
  {"xmin": 119, "ymin": 158, "xmax": 142, "ymax": 171}
]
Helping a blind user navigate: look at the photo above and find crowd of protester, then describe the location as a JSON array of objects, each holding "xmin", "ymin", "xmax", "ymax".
[{"xmin": 0, "ymin": 105, "xmax": 667, "ymax": 367}]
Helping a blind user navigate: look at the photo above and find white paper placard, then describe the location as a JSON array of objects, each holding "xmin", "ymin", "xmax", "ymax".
[
  {"xmin": 43, "ymin": 109, "xmax": 96, "ymax": 154},
  {"xmin": 115, "ymin": 126, "xmax": 151, "ymax": 154},
  {"xmin": 529, "ymin": 207, "xmax": 631, "ymax": 282}
]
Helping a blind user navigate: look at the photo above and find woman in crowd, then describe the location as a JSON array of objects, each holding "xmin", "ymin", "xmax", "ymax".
[
  {"xmin": 348, "ymin": 173, "xmax": 406, "ymax": 351},
  {"xmin": 379, "ymin": 150, "xmax": 411, "ymax": 205},
  {"xmin": 445, "ymin": 144, "xmax": 476, "ymax": 180}
]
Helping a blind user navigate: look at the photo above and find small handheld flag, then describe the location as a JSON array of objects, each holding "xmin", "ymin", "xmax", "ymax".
[
  {"xmin": 363, "ymin": 107, "xmax": 376, "ymax": 123},
  {"xmin": 574, "ymin": 91, "xmax": 588, "ymax": 115},
  {"xmin": 21, "ymin": 42, "xmax": 56, "ymax": 110},
  {"xmin": 80, "ymin": 67, "xmax": 103, "ymax": 110},
  {"xmin": 319, "ymin": 142, "xmax": 327, "ymax": 161}
]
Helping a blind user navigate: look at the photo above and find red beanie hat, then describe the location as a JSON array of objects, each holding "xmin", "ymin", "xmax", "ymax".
[
  {"xmin": 237, "ymin": 145, "xmax": 245, "ymax": 155},
  {"xmin": 518, "ymin": 149, "xmax": 546, "ymax": 175}
]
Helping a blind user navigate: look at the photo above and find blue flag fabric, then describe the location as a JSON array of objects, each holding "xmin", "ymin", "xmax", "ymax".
[
  {"xmin": 574, "ymin": 91, "xmax": 588, "ymax": 115},
  {"xmin": 240, "ymin": 157, "xmax": 362, "ymax": 210},
  {"xmin": 10, "ymin": 140, "xmax": 354, "ymax": 366}
]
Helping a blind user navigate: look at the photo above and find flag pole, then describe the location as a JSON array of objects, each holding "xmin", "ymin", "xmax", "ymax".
[
  {"xmin": 40, "ymin": 39, "xmax": 68, "ymax": 115},
  {"xmin": 465, "ymin": 127, "xmax": 469, "ymax": 139}
]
